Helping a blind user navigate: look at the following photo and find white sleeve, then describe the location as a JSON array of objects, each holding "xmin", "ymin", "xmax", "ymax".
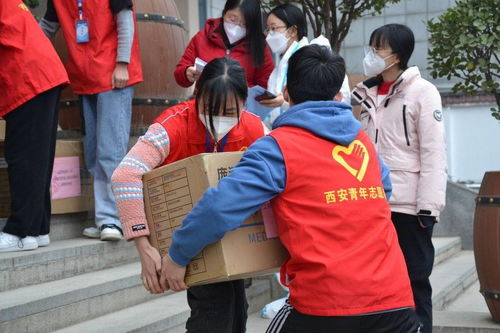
[{"xmin": 340, "ymin": 75, "xmax": 351, "ymax": 105}]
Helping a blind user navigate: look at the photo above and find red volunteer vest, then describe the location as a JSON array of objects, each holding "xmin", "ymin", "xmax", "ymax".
[
  {"xmin": 154, "ymin": 99, "xmax": 264, "ymax": 165},
  {"xmin": 0, "ymin": 0, "xmax": 69, "ymax": 116},
  {"xmin": 52, "ymin": 0, "xmax": 142, "ymax": 94},
  {"xmin": 269, "ymin": 126, "xmax": 414, "ymax": 316}
]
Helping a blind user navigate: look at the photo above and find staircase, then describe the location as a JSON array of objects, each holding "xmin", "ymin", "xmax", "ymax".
[
  {"xmin": 0, "ymin": 214, "xmax": 281, "ymax": 333},
  {"xmin": 1, "ymin": 214, "xmax": 498, "ymax": 332}
]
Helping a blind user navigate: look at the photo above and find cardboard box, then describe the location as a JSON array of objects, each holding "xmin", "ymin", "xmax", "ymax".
[
  {"xmin": 143, "ymin": 152, "xmax": 288, "ymax": 286},
  {"xmin": 50, "ymin": 140, "xmax": 94, "ymax": 215},
  {"xmin": 0, "ymin": 139, "xmax": 94, "ymax": 218}
]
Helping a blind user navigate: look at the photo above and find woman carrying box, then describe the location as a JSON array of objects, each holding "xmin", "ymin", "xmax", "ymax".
[{"xmin": 111, "ymin": 57, "xmax": 267, "ymax": 333}]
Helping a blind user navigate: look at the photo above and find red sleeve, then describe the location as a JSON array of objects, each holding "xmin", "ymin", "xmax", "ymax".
[
  {"xmin": 174, "ymin": 32, "xmax": 200, "ymax": 88},
  {"xmin": 251, "ymin": 45, "xmax": 275, "ymax": 88}
]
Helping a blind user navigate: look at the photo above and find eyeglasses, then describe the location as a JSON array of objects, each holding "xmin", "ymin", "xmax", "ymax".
[
  {"xmin": 224, "ymin": 15, "xmax": 245, "ymax": 27},
  {"xmin": 264, "ymin": 25, "xmax": 288, "ymax": 35},
  {"xmin": 365, "ymin": 46, "xmax": 392, "ymax": 56}
]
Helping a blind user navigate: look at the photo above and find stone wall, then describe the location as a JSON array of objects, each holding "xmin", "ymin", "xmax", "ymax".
[{"xmin": 435, "ymin": 181, "xmax": 478, "ymax": 250}]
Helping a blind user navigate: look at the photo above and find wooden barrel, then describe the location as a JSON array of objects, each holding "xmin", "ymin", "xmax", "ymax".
[
  {"xmin": 473, "ymin": 171, "xmax": 500, "ymax": 323},
  {"xmin": 56, "ymin": 0, "xmax": 191, "ymax": 133}
]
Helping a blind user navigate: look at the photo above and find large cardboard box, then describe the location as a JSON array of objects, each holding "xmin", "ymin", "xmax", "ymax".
[
  {"xmin": 0, "ymin": 139, "xmax": 93, "ymax": 218},
  {"xmin": 143, "ymin": 152, "xmax": 288, "ymax": 286}
]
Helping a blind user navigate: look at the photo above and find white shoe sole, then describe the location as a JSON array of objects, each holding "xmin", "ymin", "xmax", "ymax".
[
  {"xmin": 0, "ymin": 243, "xmax": 38, "ymax": 252},
  {"xmin": 83, "ymin": 230, "xmax": 100, "ymax": 239},
  {"xmin": 100, "ymin": 233, "xmax": 123, "ymax": 241}
]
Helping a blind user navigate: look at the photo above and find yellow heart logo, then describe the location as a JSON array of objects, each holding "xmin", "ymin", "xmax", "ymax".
[{"xmin": 332, "ymin": 140, "xmax": 369, "ymax": 182}]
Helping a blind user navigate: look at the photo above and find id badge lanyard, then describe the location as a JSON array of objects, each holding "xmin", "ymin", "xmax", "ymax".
[
  {"xmin": 205, "ymin": 130, "xmax": 229, "ymax": 153},
  {"xmin": 76, "ymin": 0, "xmax": 89, "ymax": 43}
]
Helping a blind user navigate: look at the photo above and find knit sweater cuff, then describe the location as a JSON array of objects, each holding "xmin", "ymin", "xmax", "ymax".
[{"xmin": 122, "ymin": 219, "xmax": 151, "ymax": 240}]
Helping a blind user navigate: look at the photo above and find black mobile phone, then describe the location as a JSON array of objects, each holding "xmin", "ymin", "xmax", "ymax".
[{"xmin": 255, "ymin": 91, "xmax": 277, "ymax": 102}]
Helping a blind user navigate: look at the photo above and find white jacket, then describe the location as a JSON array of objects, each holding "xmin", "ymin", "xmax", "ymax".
[
  {"xmin": 352, "ymin": 66, "xmax": 447, "ymax": 217},
  {"xmin": 264, "ymin": 36, "xmax": 351, "ymax": 128}
]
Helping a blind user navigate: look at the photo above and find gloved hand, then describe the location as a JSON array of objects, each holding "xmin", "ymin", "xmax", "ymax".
[{"xmin": 417, "ymin": 210, "xmax": 436, "ymax": 228}]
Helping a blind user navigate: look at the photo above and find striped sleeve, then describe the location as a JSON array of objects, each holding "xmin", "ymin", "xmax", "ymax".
[{"xmin": 111, "ymin": 123, "xmax": 170, "ymax": 240}]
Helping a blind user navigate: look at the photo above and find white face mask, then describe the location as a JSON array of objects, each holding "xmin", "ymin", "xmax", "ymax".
[
  {"xmin": 199, "ymin": 114, "xmax": 239, "ymax": 141},
  {"xmin": 363, "ymin": 47, "xmax": 395, "ymax": 76},
  {"xmin": 266, "ymin": 31, "xmax": 289, "ymax": 54},
  {"xmin": 224, "ymin": 22, "xmax": 246, "ymax": 44}
]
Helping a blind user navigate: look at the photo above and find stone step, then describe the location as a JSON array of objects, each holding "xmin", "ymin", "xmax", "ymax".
[
  {"xmin": 0, "ymin": 213, "xmax": 93, "ymax": 242},
  {"xmin": 54, "ymin": 277, "xmax": 274, "ymax": 333},
  {"xmin": 0, "ymin": 238, "xmax": 138, "ymax": 292},
  {"xmin": 433, "ymin": 236, "xmax": 462, "ymax": 266},
  {"xmin": 433, "ymin": 311, "xmax": 500, "ymax": 332},
  {"xmin": 445, "ymin": 281, "xmax": 489, "ymax": 313},
  {"xmin": 0, "ymin": 262, "xmax": 157, "ymax": 333},
  {"xmin": 432, "ymin": 251, "xmax": 477, "ymax": 311},
  {"xmin": 432, "ymin": 281, "xmax": 499, "ymax": 332}
]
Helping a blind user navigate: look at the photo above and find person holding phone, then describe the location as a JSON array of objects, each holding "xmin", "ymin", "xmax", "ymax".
[
  {"xmin": 352, "ymin": 24, "xmax": 447, "ymax": 333},
  {"xmin": 174, "ymin": 0, "xmax": 274, "ymax": 89},
  {"xmin": 112, "ymin": 57, "xmax": 268, "ymax": 333},
  {"xmin": 260, "ymin": 4, "xmax": 351, "ymax": 128},
  {"xmin": 258, "ymin": 4, "xmax": 308, "ymax": 120}
]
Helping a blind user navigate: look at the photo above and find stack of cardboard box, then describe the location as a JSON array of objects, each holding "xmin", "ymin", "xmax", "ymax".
[{"xmin": 0, "ymin": 119, "xmax": 93, "ymax": 217}]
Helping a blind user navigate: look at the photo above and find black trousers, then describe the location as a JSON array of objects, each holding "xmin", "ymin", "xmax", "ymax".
[
  {"xmin": 2, "ymin": 86, "xmax": 61, "ymax": 238},
  {"xmin": 267, "ymin": 302, "xmax": 421, "ymax": 333},
  {"xmin": 392, "ymin": 212, "xmax": 435, "ymax": 333},
  {"xmin": 186, "ymin": 279, "xmax": 248, "ymax": 333}
]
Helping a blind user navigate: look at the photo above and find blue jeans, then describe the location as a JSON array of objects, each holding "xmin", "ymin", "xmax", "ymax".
[{"xmin": 81, "ymin": 87, "xmax": 132, "ymax": 228}]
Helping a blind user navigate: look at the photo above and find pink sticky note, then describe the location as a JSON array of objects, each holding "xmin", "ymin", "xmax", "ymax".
[
  {"xmin": 51, "ymin": 156, "xmax": 81, "ymax": 199},
  {"xmin": 261, "ymin": 201, "xmax": 279, "ymax": 239}
]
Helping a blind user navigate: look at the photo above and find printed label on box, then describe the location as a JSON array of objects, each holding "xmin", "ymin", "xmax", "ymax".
[
  {"xmin": 51, "ymin": 156, "xmax": 81, "ymax": 199},
  {"xmin": 146, "ymin": 167, "xmax": 208, "ymax": 276}
]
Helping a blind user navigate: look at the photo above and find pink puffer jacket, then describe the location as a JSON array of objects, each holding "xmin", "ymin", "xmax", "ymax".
[{"xmin": 352, "ymin": 66, "xmax": 447, "ymax": 218}]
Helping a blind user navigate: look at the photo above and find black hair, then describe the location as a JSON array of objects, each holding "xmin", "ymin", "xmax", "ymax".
[
  {"xmin": 287, "ymin": 44, "xmax": 345, "ymax": 105},
  {"xmin": 223, "ymin": 0, "xmax": 265, "ymax": 67},
  {"xmin": 196, "ymin": 57, "xmax": 248, "ymax": 139},
  {"xmin": 269, "ymin": 3, "xmax": 307, "ymax": 40},
  {"xmin": 369, "ymin": 24, "xmax": 415, "ymax": 70}
]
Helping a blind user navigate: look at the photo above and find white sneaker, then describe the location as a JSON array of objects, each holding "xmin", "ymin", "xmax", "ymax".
[
  {"xmin": 83, "ymin": 227, "xmax": 100, "ymax": 239},
  {"xmin": 100, "ymin": 225, "xmax": 124, "ymax": 241},
  {"xmin": 36, "ymin": 234, "xmax": 50, "ymax": 247},
  {"xmin": 0, "ymin": 232, "xmax": 38, "ymax": 252}
]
